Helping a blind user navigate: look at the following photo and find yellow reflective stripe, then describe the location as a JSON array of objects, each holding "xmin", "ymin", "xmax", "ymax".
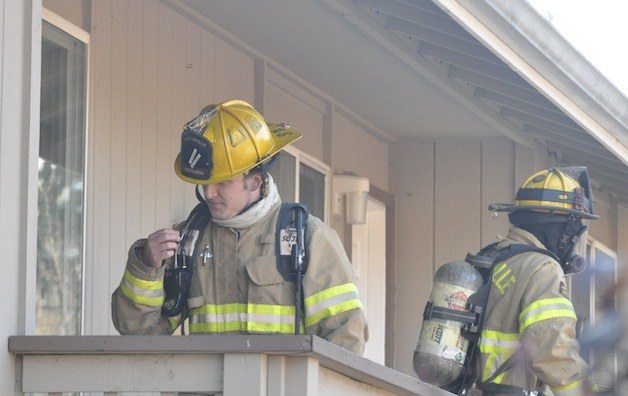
[
  {"xmin": 188, "ymin": 303, "xmax": 296, "ymax": 334},
  {"xmin": 478, "ymin": 329, "xmax": 519, "ymax": 353},
  {"xmin": 305, "ymin": 283, "xmax": 359, "ymax": 307},
  {"xmin": 519, "ymin": 297, "xmax": 576, "ymax": 332},
  {"xmin": 551, "ymin": 379, "xmax": 583, "ymax": 395},
  {"xmin": 247, "ymin": 321, "xmax": 295, "ymax": 333},
  {"xmin": 492, "ymin": 262, "xmax": 507, "ymax": 276},
  {"xmin": 249, "ymin": 303, "xmax": 296, "ymax": 316},
  {"xmin": 304, "ymin": 283, "xmax": 363, "ymax": 327},
  {"xmin": 189, "ymin": 321, "xmax": 243, "ymax": 333},
  {"xmin": 119, "ymin": 270, "xmax": 164, "ymax": 307},
  {"xmin": 247, "ymin": 303, "xmax": 295, "ymax": 333},
  {"xmin": 492, "ymin": 262, "xmax": 516, "ymax": 295},
  {"xmin": 167, "ymin": 316, "xmax": 180, "ymax": 330},
  {"xmin": 189, "ymin": 303, "xmax": 246, "ymax": 332},
  {"xmin": 483, "ymin": 354, "xmax": 508, "ymax": 383},
  {"xmin": 123, "ymin": 269, "xmax": 163, "ymax": 290},
  {"xmin": 479, "ymin": 329, "xmax": 519, "ymax": 383}
]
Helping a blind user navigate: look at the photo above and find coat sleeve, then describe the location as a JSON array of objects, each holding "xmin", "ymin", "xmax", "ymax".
[
  {"xmin": 519, "ymin": 260, "xmax": 591, "ymax": 396},
  {"xmin": 301, "ymin": 219, "xmax": 369, "ymax": 354},
  {"xmin": 111, "ymin": 239, "xmax": 177, "ymax": 335}
]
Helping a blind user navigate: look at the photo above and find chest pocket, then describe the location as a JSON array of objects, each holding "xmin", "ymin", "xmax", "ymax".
[
  {"xmin": 246, "ymin": 255, "xmax": 285, "ymax": 286},
  {"xmin": 246, "ymin": 254, "xmax": 294, "ymax": 306}
]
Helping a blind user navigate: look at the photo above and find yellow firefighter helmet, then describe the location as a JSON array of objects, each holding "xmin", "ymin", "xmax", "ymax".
[
  {"xmin": 489, "ymin": 167, "xmax": 598, "ymax": 219},
  {"xmin": 174, "ymin": 99, "xmax": 302, "ymax": 184}
]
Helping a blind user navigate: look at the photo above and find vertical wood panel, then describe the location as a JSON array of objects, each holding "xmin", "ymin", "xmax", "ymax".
[
  {"xmin": 199, "ymin": 31, "xmax": 216, "ymax": 103},
  {"xmin": 107, "ymin": 0, "xmax": 129, "ymax": 334},
  {"xmin": 284, "ymin": 357, "xmax": 318, "ymax": 396},
  {"xmin": 265, "ymin": 75, "xmax": 325, "ymax": 161},
  {"xmin": 89, "ymin": 0, "xmax": 113, "ymax": 334},
  {"xmin": 332, "ymin": 111, "xmax": 389, "ymax": 190},
  {"xmin": 224, "ymin": 354, "xmax": 267, "ymax": 395},
  {"xmin": 42, "ymin": 0, "xmax": 90, "ymax": 31},
  {"xmin": 481, "ymin": 139, "xmax": 514, "ymax": 246},
  {"xmin": 514, "ymin": 143, "xmax": 535, "ymax": 191},
  {"xmin": 154, "ymin": 4, "xmax": 174, "ymax": 229},
  {"xmin": 140, "ymin": 0, "xmax": 158, "ymax": 234},
  {"xmin": 169, "ymin": 10, "xmax": 191, "ymax": 221},
  {"xmin": 434, "ymin": 140, "xmax": 481, "ymax": 267},
  {"xmin": 124, "ymin": 0, "xmax": 143, "ymax": 250},
  {"xmin": 183, "ymin": 17, "xmax": 204, "ymax": 213},
  {"xmin": 390, "ymin": 139, "xmax": 434, "ymax": 375},
  {"xmin": 214, "ymin": 37, "xmax": 255, "ymax": 103}
]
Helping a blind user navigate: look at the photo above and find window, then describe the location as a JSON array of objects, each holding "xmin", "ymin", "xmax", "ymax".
[
  {"xmin": 37, "ymin": 17, "xmax": 88, "ymax": 335},
  {"xmin": 268, "ymin": 146, "xmax": 329, "ymax": 222},
  {"xmin": 570, "ymin": 238, "xmax": 618, "ymax": 393}
]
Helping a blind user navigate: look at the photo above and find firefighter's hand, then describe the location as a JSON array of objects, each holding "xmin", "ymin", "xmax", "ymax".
[{"xmin": 143, "ymin": 229, "xmax": 181, "ymax": 268}]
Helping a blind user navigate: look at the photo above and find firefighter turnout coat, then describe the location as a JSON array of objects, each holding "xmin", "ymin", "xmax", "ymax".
[
  {"xmin": 112, "ymin": 200, "xmax": 368, "ymax": 354},
  {"xmin": 475, "ymin": 227, "xmax": 590, "ymax": 395}
]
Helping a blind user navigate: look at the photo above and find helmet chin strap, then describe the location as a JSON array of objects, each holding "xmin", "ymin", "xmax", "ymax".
[
  {"xmin": 195, "ymin": 185, "xmax": 205, "ymax": 203},
  {"xmin": 557, "ymin": 218, "xmax": 587, "ymax": 275}
]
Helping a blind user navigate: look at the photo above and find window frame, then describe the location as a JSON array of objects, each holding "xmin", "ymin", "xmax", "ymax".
[
  {"xmin": 584, "ymin": 236, "xmax": 618, "ymax": 393},
  {"xmin": 38, "ymin": 8, "xmax": 90, "ymax": 335},
  {"xmin": 280, "ymin": 145, "xmax": 331, "ymax": 223}
]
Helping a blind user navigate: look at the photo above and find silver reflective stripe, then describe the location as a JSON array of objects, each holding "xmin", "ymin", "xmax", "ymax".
[
  {"xmin": 121, "ymin": 277, "xmax": 164, "ymax": 299},
  {"xmin": 306, "ymin": 289, "xmax": 360, "ymax": 316}
]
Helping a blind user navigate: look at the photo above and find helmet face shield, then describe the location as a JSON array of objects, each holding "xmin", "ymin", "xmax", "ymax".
[{"xmin": 174, "ymin": 100, "xmax": 302, "ymax": 185}]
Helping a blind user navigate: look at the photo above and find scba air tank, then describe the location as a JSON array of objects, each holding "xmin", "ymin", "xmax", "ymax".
[{"xmin": 413, "ymin": 260, "xmax": 483, "ymax": 388}]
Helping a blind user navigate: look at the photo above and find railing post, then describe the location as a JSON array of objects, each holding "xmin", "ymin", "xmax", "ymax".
[
  {"xmin": 284, "ymin": 356, "xmax": 319, "ymax": 396},
  {"xmin": 266, "ymin": 355, "xmax": 319, "ymax": 396},
  {"xmin": 223, "ymin": 353, "xmax": 267, "ymax": 395}
]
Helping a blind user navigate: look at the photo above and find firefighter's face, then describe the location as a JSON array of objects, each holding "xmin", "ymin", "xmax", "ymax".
[{"xmin": 202, "ymin": 172, "xmax": 262, "ymax": 220}]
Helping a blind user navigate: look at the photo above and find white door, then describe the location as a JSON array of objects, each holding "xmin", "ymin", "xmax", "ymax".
[{"xmin": 351, "ymin": 198, "xmax": 386, "ymax": 364}]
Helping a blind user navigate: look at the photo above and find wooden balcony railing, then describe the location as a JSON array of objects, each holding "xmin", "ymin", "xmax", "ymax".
[{"xmin": 9, "ymin": 334, "xmax": 454, "ymax": 395}]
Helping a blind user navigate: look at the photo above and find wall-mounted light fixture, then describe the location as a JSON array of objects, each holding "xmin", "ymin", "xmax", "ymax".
[{"xmin": 332, "ymin": 175, "xmax": 370, "ymax": 225}]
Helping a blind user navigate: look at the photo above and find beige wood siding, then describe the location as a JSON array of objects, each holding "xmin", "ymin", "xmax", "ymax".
[
  {"xmin": 390, "ymin": 139, "xmax": 435, "ymax": 376},
  {"xmin": 390, "ymin": 137, "xmax": 527, "ymax": 375},
  {"xmin": 43, "ymin": 0, "xmax": 90, "ymax": 31},
  {"xmin": 88, "ymin": 0, "xmax": 258, "ymax": 334},
  {"xmin": 265, "ymin": 67, "xmax": 326, "ymax": 160},
  {"xmin": 332, "ymin": 110, "xmax": 390, "ymax": 191}
]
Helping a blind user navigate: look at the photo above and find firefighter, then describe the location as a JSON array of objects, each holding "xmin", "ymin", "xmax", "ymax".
[
  {"xmin": 111, "ymin": 99, "xmax": 367, "ymax": 354},
  {"xmin": 469, "ymin": 167, "xmax": 598, "ymax": 395}
]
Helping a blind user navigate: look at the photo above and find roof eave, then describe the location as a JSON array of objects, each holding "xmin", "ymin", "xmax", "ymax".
[{"xmin": 432, "ymin": 0, "xmax": 628, "ymax": 166}]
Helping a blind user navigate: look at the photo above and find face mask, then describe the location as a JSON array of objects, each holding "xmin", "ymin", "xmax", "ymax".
[{"xmin": 557, "ymin": 220, "xmax": 587, "ymax": 275}]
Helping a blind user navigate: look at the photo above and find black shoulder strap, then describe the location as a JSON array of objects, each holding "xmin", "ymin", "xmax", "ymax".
[
  {"xmin": 463, "ymin": 243, "xmax": 556, "ymax": 338},
  {"xmin": 493, "ymin": 243, "xmax": 558, "ymax": 265},
  {"xmin": 466, "ymin": 243, "xmax": 557, "ymax": 279},
  {"xmin": 275, "ymin": 203, "xmax": 309, "ymax": 281},
  {"xmin": 162, "ymin": 202, "xmax": 211, "ymax": 318}
]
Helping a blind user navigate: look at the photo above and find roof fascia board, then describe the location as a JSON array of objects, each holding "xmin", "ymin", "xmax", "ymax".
[
  {"xmin": 318, "ymin": 0, "xmax": 536, "ymax": 148},
  {"xmin": 432, "ymin": 0, "xmax": 628, "ymax": 166}
]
